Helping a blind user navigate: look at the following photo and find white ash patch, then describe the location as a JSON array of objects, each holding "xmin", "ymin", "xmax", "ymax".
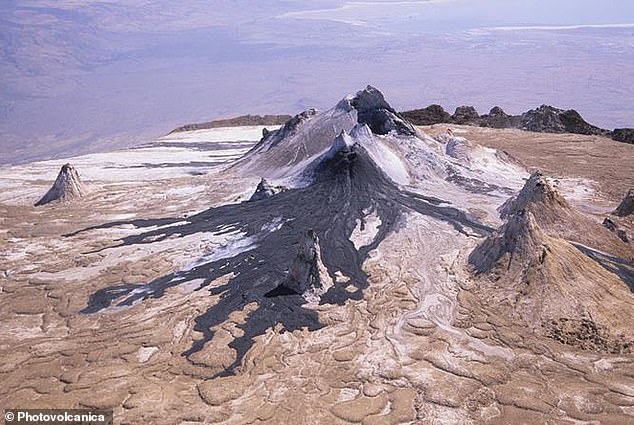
[
  {"xmin": 350, "ymin": 210, "xmax": 382, "ymax": 250},
  {"xmin": 137, "ymin": 346, "xmax": 159, "ymax": 363}
]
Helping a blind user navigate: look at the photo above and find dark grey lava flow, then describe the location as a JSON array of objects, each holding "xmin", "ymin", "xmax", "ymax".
[{"xmin": 73, "ymin": 124, "xmax": 491, "ymax": 378}]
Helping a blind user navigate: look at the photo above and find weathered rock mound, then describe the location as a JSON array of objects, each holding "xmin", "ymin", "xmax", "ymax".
[
  {"xmin": 280, "ymin": 230, "xmax": 333, "ymax": 303},
  {"xmin": 499, "ymin": 171, "xmax": 632, "ymax": 258},
  {"xmin": 248, "ymin": 178, "xmax": 288, "ymax": 201},
  {"xmin": 400, "ymin": 104, "xmax": 451, "ymax": 125},
  {"xmin": 469, "ymin": 208, "xmax": 634, "ymax": 353},
  {"xmin": 469, "ymin": 209, "xmax": 547, "ymax": 274},
  {"xmin": 520, "ymin": 105, "xmax": 608, "ymax": 136},
  {"xmin": 444, "ymin": 133, "xmax": 473, "ymax": 162},
  {"xmin": 451, "ymin": 105, "xmax": 480, "ymax": 125},
  {"xmin": 479, "ymin": 106, "xmax": 521, "ymax": 129},
  {"xmin": 35, "ymin": 163, "xmax": 87, "ymax": 206},
  {"xmin": 612, "ymin": 128, "xmax": 634, "ymax": 144}
]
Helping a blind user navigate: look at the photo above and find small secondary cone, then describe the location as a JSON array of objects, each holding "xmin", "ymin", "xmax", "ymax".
[
  {"xmin": 248, "ymin": 178, "xmax": 287, "ymax": 202},
  {"xmin": 499, "ymin": 170, "xmax": 632, "ymax": 259},
  {"xmin": 281, "ymin": 230, "xmax": 333, "ymax": 303},
  {"xmin": 35, "ymin": 163, "xmax": 87, "ymax": 206},
  {"xmin": 469, "ymin": 209, "xmax": 547, "ymax": 274},
  {"xmin": 613, "ymin": 189, "xmax": 634, "ymax": 217},
  {"xmin": 469, "ymin": 208, "xmax": 634, "ymax": 352},
  {"xmin": 499, "ymin": 170, "xmax": 570, "ymax": 221}
]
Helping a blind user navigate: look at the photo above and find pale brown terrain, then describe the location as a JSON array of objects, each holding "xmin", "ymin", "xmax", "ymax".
[{"xmin": 1, "ymin": 91, "xmax": 633, "ymax": 425}]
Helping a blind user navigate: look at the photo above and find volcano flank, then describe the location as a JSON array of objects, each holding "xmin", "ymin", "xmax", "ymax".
[{"xmin": 1, "ymin": 86, "xmax": 633, "ymax": 425}]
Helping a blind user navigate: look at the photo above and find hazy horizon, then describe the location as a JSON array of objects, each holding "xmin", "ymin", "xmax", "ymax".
[{"xmin": 1, "ymin": 0, "xmax": 633, "ymax": 164}]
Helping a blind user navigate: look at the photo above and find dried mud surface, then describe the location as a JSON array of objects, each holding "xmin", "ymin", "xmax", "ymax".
[{"xmin": 1, "ymin": 127, "xmax": 633, "ymax": 424}]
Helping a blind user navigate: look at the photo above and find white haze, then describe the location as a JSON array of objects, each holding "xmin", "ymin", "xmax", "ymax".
[{"xmin": 0, "ymin": 0, "xmax": 633, "ymax": 164}]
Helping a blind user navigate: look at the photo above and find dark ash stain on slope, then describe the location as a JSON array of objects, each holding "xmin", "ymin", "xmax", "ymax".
[{"xmin": 76, "ymin": 145, "xmax": 491, "ymax": 376}]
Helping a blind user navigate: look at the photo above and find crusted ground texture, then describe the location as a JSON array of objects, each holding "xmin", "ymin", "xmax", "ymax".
[{"xmin": 1, "ymin": 86, "xmax": 633, "ymax": 424}]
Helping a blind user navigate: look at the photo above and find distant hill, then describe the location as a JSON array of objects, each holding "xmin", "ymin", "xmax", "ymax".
[
  {"xmin": 169, "ymin": 114, "xmax": 292, "ymax": 133},
  {"xmin": 401, "ymin": 104, "xmax": 632, "ymax": 144}
]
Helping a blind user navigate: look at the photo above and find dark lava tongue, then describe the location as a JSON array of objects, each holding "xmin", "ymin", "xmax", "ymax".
[{"xmin": 35, "ymin": 163, "xmax": 87, "ymax": 206}]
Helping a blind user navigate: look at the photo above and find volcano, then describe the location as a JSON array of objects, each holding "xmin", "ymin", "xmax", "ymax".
[{"xmin": 2, "ymin": 86, "xmax": 634, "ymax": 425}]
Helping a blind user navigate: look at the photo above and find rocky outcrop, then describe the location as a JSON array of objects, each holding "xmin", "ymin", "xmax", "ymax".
[
  {"xmin": 611, "ymin": 128, "xmax": 634, "ymax": 144},
  {"xmin": 401, "ymin": 103, "xmax": 634, "ymax": 143},
  {"xmin": 248, "ymin": 178, "xmax": 288, "ymax": 202},
  {"xmin": 602, "ymin": 217, "xmax": 628, "ymax": 243},
  {"xmin": 479, "ymin": 106, "xmax": 521, "ymax": 129},
  {"xmin": 345, "ymin": 86, "xmax": 417, "ymax": 136},
  {"xmin": 520, "ymin": 105, "xmax": 608, "ymax": 136},
  {"xmin": 281, "ymin": 230, "xmax": 333, "ymax": 303},
  {"xmin": 400, "ymin": 104, "xmax": 451, "ymax": 125},
  {"xmin": 451, "ymin": 106, "xmax": 480, "ymax": 125},
  {"xmin": 613, "ymin": 189, "xmax": 634, "ymax": 217},
  {"xmin": 35, "ymin": 163, "xmax": 87, "ymax": 206}
]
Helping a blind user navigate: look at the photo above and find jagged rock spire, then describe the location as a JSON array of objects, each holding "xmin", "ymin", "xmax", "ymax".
[
  {"xmin": 281, "ymin": 230, "xmax": 333, "ymax": 303},
  {"xmin": 35, "ymin": 163, "xmax": 87, "ymax": 206}
]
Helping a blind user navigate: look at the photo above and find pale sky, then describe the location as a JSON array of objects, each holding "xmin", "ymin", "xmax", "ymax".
[{"xmin": 1, "ymin": 0, "xmax": 633, "ymax": 164}]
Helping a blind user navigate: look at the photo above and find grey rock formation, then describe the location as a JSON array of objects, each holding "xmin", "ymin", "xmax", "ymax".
[
  {"xmin": 452, "ymin": 106, "xmax": 480, "ymax": 125},
  {"xmin": 480, "ymin": 106, "xmax": 521, "ymax": 129},
  {"xmin": 520, "ymin": 105, "xmax": 608, "ymax": 136},
  {"xmin": 611, "ymin": 128, "xmax": 634, "ymax": 144},
  {"xmin": 401, "ymin": 103, "xmax": 633, "ymax": 143},
  {"xmin": 613, "ymin": 189, "xmax": 634, "ymax": 217},
  {"xmin": 248, "ymin": 178, "xmax": 288, "ymax": 202},
  {"xmin": 281, "ymin": 230, "xmax": 333, "ymax": 303},
  {"xmin": 400, "ymin": 104, "xmax": 451, "ymax": 125},
  {"xmin": 35, "ymin": 163, "xmax": 87, "ymax": 206},
  {"xmin": 602, "ymin": 217, "xmax": 629, "ymax": 243},
  {"xmin": 345, "ymin": 85, "xmax": 417, "ymax": 136}
]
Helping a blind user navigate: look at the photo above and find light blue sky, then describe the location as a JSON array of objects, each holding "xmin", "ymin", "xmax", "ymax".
[{"xmin": 1, "ymin": 0, "xmax": 633, "ymax": 164}]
